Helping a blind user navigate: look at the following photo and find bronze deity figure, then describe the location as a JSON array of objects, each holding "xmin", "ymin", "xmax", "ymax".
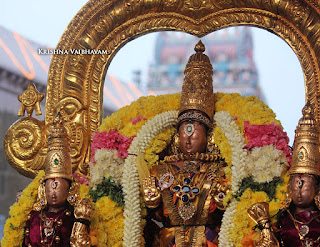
[
  {"xmin": 248, "ymin": 103, "xmax": 320, "ymax": 247},
  {"xmin": 23, "ymin": 114, "xmax": 94, "ymax": 247},
  {"xmin": 142, "ymin": 41, "xmax": 229, "ymax": 247}
]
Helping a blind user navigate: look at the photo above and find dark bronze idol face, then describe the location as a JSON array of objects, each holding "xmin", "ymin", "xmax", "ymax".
[
  {"xmin": 45, "ymin": 177, "xmax": 69, "ymax": 212},
  {"xmin": 179, "ymin": 121, "xmax": 207, "ymax": 154},
  {"xmin": 290, "ymin": 174, "xmax": 318, "ymax": 211}
]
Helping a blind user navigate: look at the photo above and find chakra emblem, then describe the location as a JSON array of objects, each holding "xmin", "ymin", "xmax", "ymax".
[
  {"xmin": 216, "ymin": 192, "xmax": 226, "ymax": 202},
  {"xmin": 184, "ymin": 123, "xmax": 195, "ymax": 137},
  {"xmin": 159, "ymin": 172, "xmax": 174, "ymax": 190}
]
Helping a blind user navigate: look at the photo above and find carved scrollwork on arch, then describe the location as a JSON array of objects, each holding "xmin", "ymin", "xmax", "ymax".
[
  {"xmin": 4, "ymin": 117, "xmax": 46, "ymax": 178},
  {"xmin": 38, "ymin": 0, "xmax": 320, "ymax": 176}
]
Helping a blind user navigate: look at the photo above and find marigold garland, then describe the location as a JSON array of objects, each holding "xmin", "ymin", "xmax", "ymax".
[
  {"xmin": 91, "ymin": 196, "xmax": 124, "ymax": 247},
  {"xmin": 214, "ymin": 111, "xmax": 290, "ymax": 246},
  {"xmin": 89, "ymin": 92, "xmax": 290, "ymax": 247},
  {"xmin": 1, "ymin": 171, "xmax": 44, "ymax": 247},
  {"xmin": 98, "ymin": 94, "xmax": 180, "ymax": 137}
]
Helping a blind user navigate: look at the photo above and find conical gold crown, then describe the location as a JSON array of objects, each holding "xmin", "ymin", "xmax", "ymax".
[
  {"xmin": 290, "ymin": 102, "xmax": 320, "ymax": 176},
  {"xmin": 44, "ymin": 113, "xmax": 72, "ymax": 180},
  {"xmin": 178, "ymin": 40, "xmax": 214, "ymax": 127}
]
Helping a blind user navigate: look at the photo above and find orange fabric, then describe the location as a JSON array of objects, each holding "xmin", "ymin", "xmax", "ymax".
[
  {"xmin": 241, "ymin": 230, "xmax": 258, "ymax": 247},
  {"xmin": 209, "ymin": 199, "xmax": 217, "ymax": 213},
  {"xmin": 163, "ymin": 205, "xmax": 168, "ymax": 217},
  {"xmin": 206, "ymin": 241, "xmax": 218, "ymax": 247}
]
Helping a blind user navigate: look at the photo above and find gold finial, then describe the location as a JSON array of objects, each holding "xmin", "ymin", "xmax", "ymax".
[
  {"xmin": 178, "ymin": 40, "xmax": 214, "ymax": 127},
  {"xmin": 290, "ymin": 102, "xmax": 320, "ymax": 176},
  {"xmin": 44, "ymin": 113, "xmax": 73, "ymax": 180},
  {"xmin": 18, "ymin": 83, "xmax": 44, "ymax": 117},
  {"xmin": 194, "ymin": 40, "xmax": 205, "ymax": 53}
]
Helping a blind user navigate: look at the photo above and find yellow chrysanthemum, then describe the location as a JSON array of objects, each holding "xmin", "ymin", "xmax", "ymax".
[
  {"xmin": 231, "ymin": 189, "xmax": 270, "ymax": 247},
  {"xmin": 91, "ymin": 196, "xmax": 124, "ymax": 246},
  {"xmin": 1, "ymin": 170, "xmax": 44, "ymax": 247}
]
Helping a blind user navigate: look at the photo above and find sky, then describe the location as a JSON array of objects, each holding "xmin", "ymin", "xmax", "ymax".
[{"xmin": 0, "ymin": 0, "xmax": 305, "ymax": 145}]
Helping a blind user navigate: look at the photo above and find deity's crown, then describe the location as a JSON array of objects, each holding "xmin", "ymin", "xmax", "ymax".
[
  {"xmin": 178, "ymin": 40, "xmax": 214, "ymax": 128},
  {"xmin": 44, "ymin": 113, "xmax": 73, "ymax": 181},
  {"xmin": 290, "ymin": 102, "xmax": 320, "ymax": 176}
]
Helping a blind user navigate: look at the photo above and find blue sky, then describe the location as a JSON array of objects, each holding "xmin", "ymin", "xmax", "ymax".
[{"xmin": 0, "ymin": 0, "xmax": 305, "ymax": 145}]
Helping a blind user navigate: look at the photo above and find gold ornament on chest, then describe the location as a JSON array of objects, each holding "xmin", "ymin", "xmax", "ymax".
[{"xmin": 163, "ymin": 161, "xmax": 211, "ymax": 221}]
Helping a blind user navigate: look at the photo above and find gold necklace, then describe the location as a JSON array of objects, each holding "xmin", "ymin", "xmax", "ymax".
[
  {"xmin": 164, "ymin": 152, "xmax": 223, "ymax": 163},
  {"xmin": 40, "ymin": 209, "xmax": 67, "ymax": 246},
  {"xmin": 287, "ymin": 209, "xmax": 320, "ymax": 246}
]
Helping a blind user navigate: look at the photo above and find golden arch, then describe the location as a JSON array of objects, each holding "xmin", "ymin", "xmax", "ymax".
[{"xmin": 6, "ymin": 0, "xmax": 320, "ymax": 177}]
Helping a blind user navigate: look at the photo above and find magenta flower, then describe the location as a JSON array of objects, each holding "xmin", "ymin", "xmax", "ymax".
[
  {"xmin": 244, "ymin": 121, "xmax": 292, "ymax": 166},
  {"xmin": 131, "ymin": 115, "xmax": 146, "ymax": 125},
  {"xmin": 72, "ymin": 173, "xmax": 89, "ymax": 185},
  {"xmin": 90, "ymin": 130, "xmax": 134, "ymax": 162}
]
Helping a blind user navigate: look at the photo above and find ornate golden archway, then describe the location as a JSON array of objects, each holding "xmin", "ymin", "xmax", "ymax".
[{"xmin": 5, "ymin": 0, "xmax": 320, "ymax": 177}]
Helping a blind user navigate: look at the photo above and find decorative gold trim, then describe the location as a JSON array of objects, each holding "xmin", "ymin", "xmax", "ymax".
[{"xmin": 5, "ymin": 0, "xmax": 320, "ymax": 177}]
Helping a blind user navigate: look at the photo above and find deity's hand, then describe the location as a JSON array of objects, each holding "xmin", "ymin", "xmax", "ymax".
[
  {"xmin": 74, "ymin": 197, "xmax": 94, "ymax": 221},
  {"xmin": 70, "ymin": 197, "xmax": 94, "ymax": 247},
  {"xmin": 70, "ymin": 223, "xmax": 91, "ymax": 247},
  {"xmin": 142, "ymin": 175, "xmax": 161, "ymax": 209}
]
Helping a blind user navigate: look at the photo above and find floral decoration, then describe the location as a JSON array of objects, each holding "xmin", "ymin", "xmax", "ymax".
[
  {"xmin": 90, "ymin": 196, "xmax": 124, "ymax": 247},
  {"xmin": 1, "ymin": 171, "xmax": 44, "ymax": 247},
  {"xmin": 83, "ymin": 92, "xmax": 291, "ymax": 246},
  {"xmin": 213, "ymin": 112, "xmax": 291, "ymax": 246},
  {"xmin": 245, "ymin": 144, "xmax": 288, "ymax": 183},
  {"xmin": 90, "ymin": 149, "xmax": 125, "ymax": 185},
  {"xmin": 244, "ymin": 121, "xmax": 292, "ymax": 165},
  {"xmin": 90, "ymin": 130, "xmax": 133, "ymax": 161},
  {"xmin": 89, "ymin": 176, "xmax": 124, "ymax": 206}
]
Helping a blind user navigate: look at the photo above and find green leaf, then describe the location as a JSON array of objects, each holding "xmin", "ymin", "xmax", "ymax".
[
  {"xmin": 89, "ymin": 176, "xmax": 124, "ymax": 206},
  {"xmin": 235, "ymin": 176, "xmax": 283, "ymax": 200}
]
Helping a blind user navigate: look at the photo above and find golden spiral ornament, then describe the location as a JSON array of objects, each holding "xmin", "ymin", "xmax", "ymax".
[{"xmin": 4, "ymin": 117, "xmax": 46, "ymax": 178}]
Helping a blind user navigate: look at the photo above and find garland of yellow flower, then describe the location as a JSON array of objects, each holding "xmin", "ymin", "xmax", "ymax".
[
  {"xmin": 91, "ymin": 196, "xmax": 124, "ymax": 247},
  {"xmin": 1, "ymin": 171, "xmax": 91, "ymax": 247},
  {"xmin": 94, "ymin": 92, "xmax": 287, "ymax": 247},
  {"xmin": 99, "ymin": 94, "xmax": 180, "ymax": 137},
  {"xmin": 213, "ymin": 93, "xmax": 282, "ymax": 189},
  {"xmin": 1, "ymin": 171, "xmax": 44, "ymax": 247},
  {"xmin": 230, "ymin": 173, "xmax": 289, "ymax": 247},
  {"xmin": 99, "ymin": 93, "xmax": 280, "ymax": 171}
]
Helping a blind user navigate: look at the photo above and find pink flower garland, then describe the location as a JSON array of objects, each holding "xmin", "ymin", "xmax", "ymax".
[
  {"xmin": 73, "ymin": 173, "xmax": 89, "ymax": 185},
  {"xmin": 90, "ymin": 130, "xmax": 134, "ymax": 161},
  {"xmin": 131, "ymin": 115, "xmax": 146, "ymax": 125},
  {"xmin": 244, "ymin": 121, "xmax": 292, "ymax": 166}
]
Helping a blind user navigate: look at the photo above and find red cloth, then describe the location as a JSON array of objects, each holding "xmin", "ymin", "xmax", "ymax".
[
  {"xmin": 278, "ymin": 209, "xmax": 320, "ymax": 247},
  {"xmin": 24, "ymin": 208, "xmax": 74, "ymax": 247}
]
